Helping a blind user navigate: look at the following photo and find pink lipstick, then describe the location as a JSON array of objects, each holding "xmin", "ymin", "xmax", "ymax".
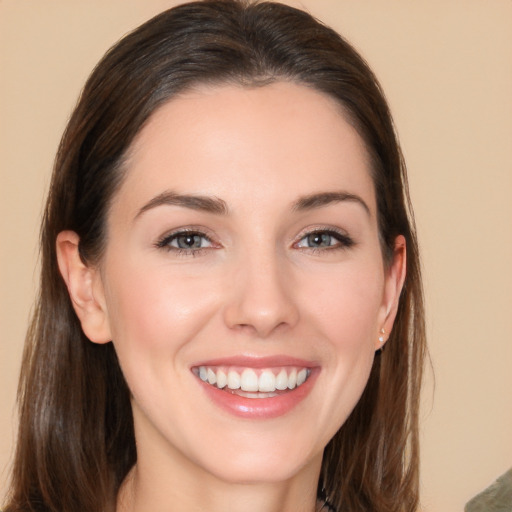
[{"xmin": 191, "ymin": 356, "xmax": 319, "ymax": 419}]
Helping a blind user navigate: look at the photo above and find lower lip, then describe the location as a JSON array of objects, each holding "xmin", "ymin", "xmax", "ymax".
[{"xmin": 196, "ymin": 369, "xmax": 318, "ymax": 419}]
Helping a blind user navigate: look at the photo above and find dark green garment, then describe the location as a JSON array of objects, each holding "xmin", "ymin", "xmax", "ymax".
[{"xmin": 465, "ymin": 467, "xmax": 512, "ymax": 512}]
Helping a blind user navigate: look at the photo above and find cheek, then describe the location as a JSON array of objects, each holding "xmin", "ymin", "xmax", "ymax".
[
  {"xmin": 101, "ymin": 260, "xmax": 225, "ymax": 439},
  {"xmin": 299, "ymin": 260, "xmax": 384, "ymax": 428},
  {"xmin": 301, "ymin": 260, "xmax": 385, "ymax": 346},
  {"xmin": 102, "ymin": 259, "xmax": 222, "ymax": 367}
]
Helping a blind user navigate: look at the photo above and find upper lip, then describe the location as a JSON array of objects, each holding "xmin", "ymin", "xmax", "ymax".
[{"xmin": 190, "ymin": 354, "xmax": 318, "ymax": 369}]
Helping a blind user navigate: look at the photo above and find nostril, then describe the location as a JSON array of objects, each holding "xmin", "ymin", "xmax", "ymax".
[
  {"xmin": 223, "ymin": 298, "xmax": 299, "ymax": 337},
  {"xmin": 222, "ymin": 262, "xmax": 300, "ymax": 336}
]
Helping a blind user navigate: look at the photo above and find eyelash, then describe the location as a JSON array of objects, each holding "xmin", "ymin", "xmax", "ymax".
[
  {"xmin": 155, "ymin": 229, "xmax": 216, "ymax": 257},
  {"xmin": 154, "ymin": 227, "xmax": 355, "ymax": 256},
  {"xmin": 294, "ymin": 228, "xmax": 355, "ymax": 252}
]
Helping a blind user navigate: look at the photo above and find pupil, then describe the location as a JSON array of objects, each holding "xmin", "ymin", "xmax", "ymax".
[
  {"xmin": 178, "ymin": 234, "xmax": 201, "ymax": 248},
  {"xmin": 309, "ymin": 233, "xmax": 330, "ymax": 247}
]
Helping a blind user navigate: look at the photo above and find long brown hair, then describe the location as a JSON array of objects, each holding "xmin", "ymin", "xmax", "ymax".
[{"xmin": 5, "ymin": 1, "xmax": 426, "ymax": 511}]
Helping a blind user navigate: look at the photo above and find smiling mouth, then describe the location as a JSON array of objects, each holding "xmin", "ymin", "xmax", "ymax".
[{"xmin": 192, "ymin": 366, "xmax": 311, "ymax": 398}]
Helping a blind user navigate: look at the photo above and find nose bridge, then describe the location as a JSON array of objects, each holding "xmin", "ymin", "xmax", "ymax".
[{"xmin": 223, "ymin": 241, "xmax": 299, "ymax": 337}]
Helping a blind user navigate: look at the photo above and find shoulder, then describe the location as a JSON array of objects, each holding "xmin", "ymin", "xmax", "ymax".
[{"xmin": 465, "ymin": 467, "xmax": 512, "ymax": 512}]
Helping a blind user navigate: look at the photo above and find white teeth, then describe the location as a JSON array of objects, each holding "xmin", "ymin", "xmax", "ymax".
[
  {"xmin": 196, "ymin": 365, "xmax": 311, "ymax": 394},
  {"xmin": 240, "ymin": 368, "xmax": 259, "ymax": 391},
  {"xmin": 227, "ymin": 370, "xmax": 241, "ymax": 390},
  {"xmin": 216, "ymin": 369, "xmax": 227, "ymax": 389},
  {"xmin": 207, "ymin": 368, "xmax": 217, "ymax": 385},
  {"xmin": 258, "ymin": 370, "xmax": 276, "ymax": 392},
  {"xmin": 275, "ymin": 369, "xmax": 288, "ymax": 390},
  {"xmin": 287, "ymin": 368, "xmax": 297, "ymax": 389}
]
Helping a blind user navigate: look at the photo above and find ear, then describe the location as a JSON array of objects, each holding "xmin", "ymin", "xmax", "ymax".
[
  {"xmin": 376, "ymin": 235, "xmax": 407, "ymax": 349},
  {"xmin": 56, "ymin": 230, "xmax": 112, "ymax": 344}
]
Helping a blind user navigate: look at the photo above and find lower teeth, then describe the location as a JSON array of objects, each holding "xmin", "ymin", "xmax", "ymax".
[{"xmin": 228, "ymin": 389, "xmax": 279, "ymax": 399}]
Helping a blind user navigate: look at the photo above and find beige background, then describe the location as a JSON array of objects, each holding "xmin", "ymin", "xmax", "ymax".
[{"xmin": 1, "ymin": 1, "xmax": 511, "ymax": 510}]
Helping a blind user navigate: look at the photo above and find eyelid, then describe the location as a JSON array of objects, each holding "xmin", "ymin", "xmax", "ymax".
[
  {"xmin": 292, "ymin": 226, "xmax": 355, "ymax": 250},
  {"xmin": 154, "ymin": 226, "xmax": 221, "ymax": 253}
]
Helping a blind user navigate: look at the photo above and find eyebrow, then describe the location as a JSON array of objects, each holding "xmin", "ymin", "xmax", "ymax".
[
  {"xmin": 135, "ymin": 189, "xmax": 370, "ymax": 220},
  {"xmin": 135, "ymin": 191, "xmax": 229, "ymax": 220},
  {"xmin": 292, "ymin": 191, "xmax": 371, "ymax": 216}
]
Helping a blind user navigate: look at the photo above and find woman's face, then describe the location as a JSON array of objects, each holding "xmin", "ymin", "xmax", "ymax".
[{"xmin": 90, "ymin": 82, "xmax": 404, "ymax": 484}]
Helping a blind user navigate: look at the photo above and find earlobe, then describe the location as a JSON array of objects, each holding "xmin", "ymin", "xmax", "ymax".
[
  {"xmin": 56, "ymin": 231, "xmax": 112, "ymax": 344},
  {"xmin": 376, "ymin": 235, "xmax": 407, "ymax": 349}
]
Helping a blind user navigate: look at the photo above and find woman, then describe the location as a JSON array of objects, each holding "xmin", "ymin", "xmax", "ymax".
[{"xmin": 4, "ymin": 1, "xmax": 426, "ymax": 511}]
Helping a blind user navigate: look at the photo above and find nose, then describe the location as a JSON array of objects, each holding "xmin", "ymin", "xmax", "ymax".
[{"xmin": 223, "ymin": 251, "xmax": 300, "ymax": 338}]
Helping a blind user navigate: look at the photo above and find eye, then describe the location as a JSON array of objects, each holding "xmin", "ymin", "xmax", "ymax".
[
  {"xmin": 155, "ymin": 230, "xmax": 214, "ymax": 253},
  {"xmin": 170, "ymin": 232, "xmax": 212, "ymax": 249},
  {"xmin": 295, "ymin": 229, "xmax": 354, "ymax": 250}
]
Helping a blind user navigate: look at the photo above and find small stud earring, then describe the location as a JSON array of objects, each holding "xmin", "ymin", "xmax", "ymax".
[{"xmin": 378, "ymin": 328, "xmax": 385, "ymax": 344}]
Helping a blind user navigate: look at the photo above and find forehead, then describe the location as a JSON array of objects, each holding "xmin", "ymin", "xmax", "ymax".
[{"xmin": 117, "ymin": 81, "xmax": 375, "ymax": 216}]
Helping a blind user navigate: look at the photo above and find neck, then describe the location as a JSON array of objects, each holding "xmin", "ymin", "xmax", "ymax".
[
  {"xmin": 118, "ymin": 402, "xmax": 325, "ymax": 512},
  {"xmin": 117, "ymin": 452, "xmax": 323, "ymax": 512},
  {"xmin": 117, "ymin": 467, "xmax": 323, "ymax": 512}
]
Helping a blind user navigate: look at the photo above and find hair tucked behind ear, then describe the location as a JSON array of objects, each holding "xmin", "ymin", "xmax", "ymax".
[{"xmin": 5, "ymin": 2, "xmax": 426, "ymax": 511}]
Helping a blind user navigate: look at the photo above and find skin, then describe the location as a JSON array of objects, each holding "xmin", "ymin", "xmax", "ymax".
[{"xmin": 57, "ymin": 82, "xmax": 406, "ymax": 512}]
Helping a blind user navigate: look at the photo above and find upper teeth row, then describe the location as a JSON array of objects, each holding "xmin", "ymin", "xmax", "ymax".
[{"xmin": 196, "ymin": 366, "xmax": 310, "ymax": 393}]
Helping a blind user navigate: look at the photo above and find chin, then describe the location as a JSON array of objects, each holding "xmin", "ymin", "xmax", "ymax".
[
  {"xmin": 204, "ymin": 455, "xmax": 314, "ymax": 486},
  {"xmin": 190, "ymin": 429, "xmax": 322, "ymax": 485}
]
